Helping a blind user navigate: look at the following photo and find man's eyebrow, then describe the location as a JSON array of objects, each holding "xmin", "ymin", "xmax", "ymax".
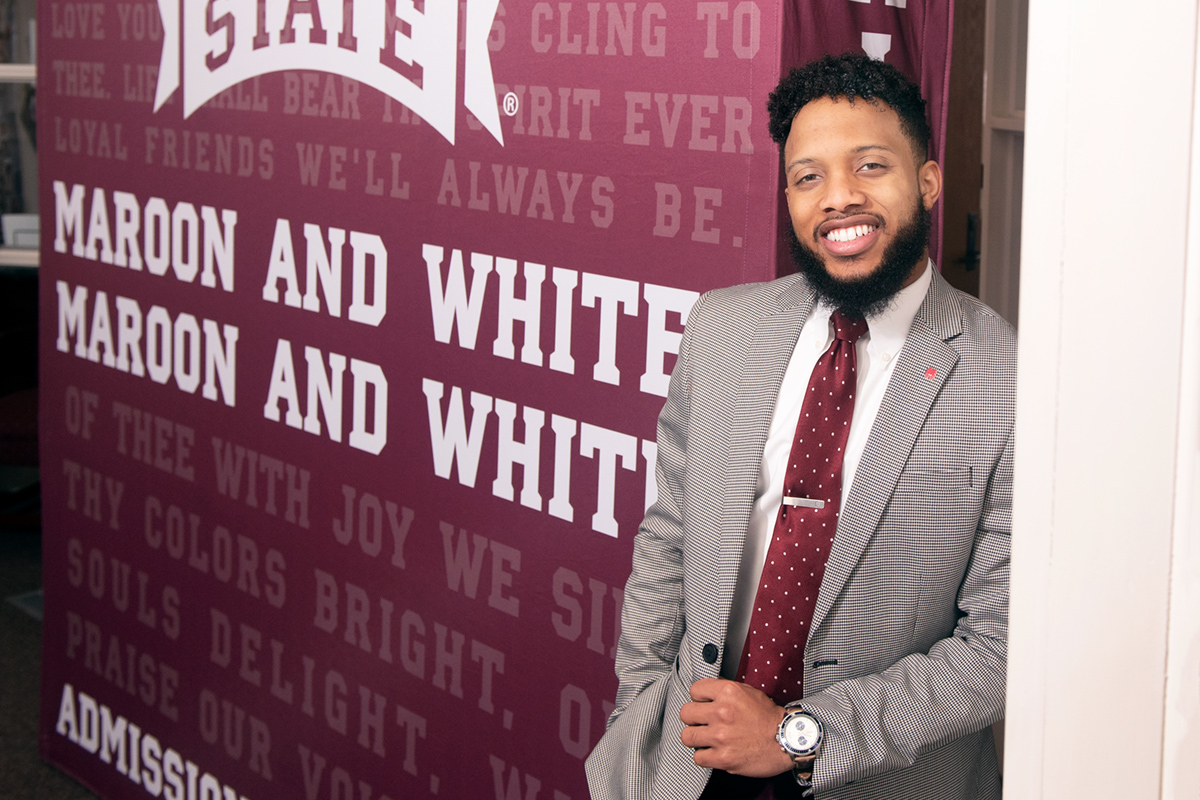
[{"xmin": 853, "ymin": 144, "xmax": 895, "ymax": 155}]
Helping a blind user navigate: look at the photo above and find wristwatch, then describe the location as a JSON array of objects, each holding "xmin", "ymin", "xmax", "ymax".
[{"xmin": 776, "ymin": 707, "xmax": 822, "ymax": 796}]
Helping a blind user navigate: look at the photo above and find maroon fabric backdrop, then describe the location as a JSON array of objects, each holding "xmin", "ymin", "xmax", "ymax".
[{"xmin": 37, "ymin": 3, "xmax": 950, "ymax": 798}]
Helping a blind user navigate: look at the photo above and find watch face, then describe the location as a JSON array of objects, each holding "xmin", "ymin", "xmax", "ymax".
[{"xmin": 780, "ymin": 712, "xmax": 822, "ymax": 756}]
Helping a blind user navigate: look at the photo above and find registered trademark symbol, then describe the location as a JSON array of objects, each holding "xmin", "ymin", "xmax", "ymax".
[{"xmin": 503, "ymin": 92, "xmax": 519, "ymax": 116}]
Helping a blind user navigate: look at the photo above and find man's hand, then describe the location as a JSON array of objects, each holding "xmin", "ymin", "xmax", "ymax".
[{"xmin": 679, "ymin": 678, "xmax": 794, "ymax": 777}]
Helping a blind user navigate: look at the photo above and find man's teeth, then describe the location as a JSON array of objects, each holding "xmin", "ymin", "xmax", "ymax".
[{"xmin": 826, "ymin": 225, "xmax": 876, "ymax": 243}]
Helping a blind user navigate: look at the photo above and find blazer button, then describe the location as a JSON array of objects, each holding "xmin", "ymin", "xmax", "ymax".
[{"xmin": 702, "ymin": 643, "xmax": 719, "ymax": 664}]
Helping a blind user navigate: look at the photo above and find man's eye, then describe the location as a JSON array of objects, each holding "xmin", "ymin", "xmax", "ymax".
[
  {"xmin": 794, "ymin": 173, "xmax": 818, "ymax": 185},
  {"xmin": 860, "ymin": 162, "xmax": 885, "ymax": 172}
]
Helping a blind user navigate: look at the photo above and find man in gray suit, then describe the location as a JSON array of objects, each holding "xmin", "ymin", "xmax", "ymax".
[{"xmin": 586, "ymin": 54, "xmax": 1014, "ymax": 800}]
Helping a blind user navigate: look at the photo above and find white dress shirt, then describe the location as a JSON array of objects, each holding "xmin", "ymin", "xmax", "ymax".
[{"xmin": 720, "ymin": 261, "xmax": 934, "ymax": 678}]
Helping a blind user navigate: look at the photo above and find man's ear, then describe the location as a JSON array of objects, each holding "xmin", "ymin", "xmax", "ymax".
[{"xmin": 918, "ymin": 160, "xmax": 943, "ymax": 210}]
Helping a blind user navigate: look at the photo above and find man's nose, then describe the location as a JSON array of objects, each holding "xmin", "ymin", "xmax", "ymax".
[{"xmin": 821, "ymin": 171, "xmax": 866, "ymax": 212}]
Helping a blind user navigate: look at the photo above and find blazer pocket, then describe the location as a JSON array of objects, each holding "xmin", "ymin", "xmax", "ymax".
[{"xmin": 895, "ymin": 466, "xmax": 973, "ymax": 493}]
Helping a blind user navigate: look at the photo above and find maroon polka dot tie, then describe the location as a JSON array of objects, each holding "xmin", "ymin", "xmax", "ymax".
[{"xmin": 736, "ymin": 309, "xmax": 869, "ymax": 704}]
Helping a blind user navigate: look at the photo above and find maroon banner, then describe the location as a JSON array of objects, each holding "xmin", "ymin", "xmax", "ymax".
[{"xmin": 37, "ymin": 2, "xmax": 949, "ymax": 799}]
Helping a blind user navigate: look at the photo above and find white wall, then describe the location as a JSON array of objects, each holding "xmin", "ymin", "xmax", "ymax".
[{"xmin": 1006, "ymin": 1, "xmax": 1200, "ymax": 797}]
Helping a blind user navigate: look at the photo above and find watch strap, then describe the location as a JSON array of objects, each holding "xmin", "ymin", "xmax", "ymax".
[{"xmin": 792, "ymin": 761, "xmax": 815, "ymax": 798}]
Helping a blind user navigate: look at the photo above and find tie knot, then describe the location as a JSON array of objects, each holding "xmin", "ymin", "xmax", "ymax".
[{"xmin": 831, "ymin": 309, "xmax": 868, "ymax": 343}]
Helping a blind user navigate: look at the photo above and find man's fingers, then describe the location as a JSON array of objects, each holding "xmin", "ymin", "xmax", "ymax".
[
  {"xmin": 689, "ymin": 739, "xmax": 738, "ymax": 771},
  {"xmin": 680, "ymin": 722, "xmax": 703, "ymax": 750},
  {"xmin": 688, "ymin": 677, "xmax": 724, "ymax": 701},
  {"xmin": 680, "ymin": 723, "xmax": 726, "ymax": 759},
  {"xmin": 679, "ymin": 699, "xmax": 716, "ymax": 727},
  {"xmin": 692, "ymin": 746, "xmax": 716, "ymax": 768}
]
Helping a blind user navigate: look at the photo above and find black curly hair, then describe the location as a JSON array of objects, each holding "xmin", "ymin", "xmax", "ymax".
[{"xmin": 767, "ymin": 53, "xmax": 931, "ymax": 163}]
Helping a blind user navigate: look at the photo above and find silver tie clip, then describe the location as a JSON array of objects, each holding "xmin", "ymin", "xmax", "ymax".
[{"xmin": 782, "ymin": 496, "xmax": 825, "ymax": 510}]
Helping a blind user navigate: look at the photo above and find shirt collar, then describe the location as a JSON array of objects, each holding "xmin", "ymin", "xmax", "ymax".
[{"xmin": 813, "ymin": 258, "xmax": 933, "ymax": 356}]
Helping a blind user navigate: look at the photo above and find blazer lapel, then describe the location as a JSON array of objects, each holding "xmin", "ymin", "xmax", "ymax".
[
  {"xmin": 715, "ymin": 277, "xmax": 817, "ymax": 602},
  {"xmin": 810, "ymin": 272, "xmax": 964, "ymax": 634}
]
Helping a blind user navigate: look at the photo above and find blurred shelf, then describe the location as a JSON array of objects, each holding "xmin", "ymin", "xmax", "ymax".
[
  {"xmin": 0, "ymin": 65, "xmax": 35, "ymax": 83},
  {"xmin": 0, "ymin": 248, "xmax": 37, "ymax": 268}
]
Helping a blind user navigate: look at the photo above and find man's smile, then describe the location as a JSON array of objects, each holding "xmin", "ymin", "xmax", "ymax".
[
  {"xmin": 816, "ymin": 215, "xmax": 884, "ymax": 258},
  {"xmin": 825, "ymin": 224, "xmax": 877, "ymax": 243}
]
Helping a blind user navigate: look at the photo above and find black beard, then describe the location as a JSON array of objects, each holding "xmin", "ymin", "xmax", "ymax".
[{"xmin": 788, "ymin": 200, "xmax": 931, "ymax": 318}]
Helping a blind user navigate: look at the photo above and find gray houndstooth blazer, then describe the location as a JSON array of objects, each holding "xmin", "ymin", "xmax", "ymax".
[{"xmin": 585, "ymin": 268, "xmax": 1015, "ymax": 800}]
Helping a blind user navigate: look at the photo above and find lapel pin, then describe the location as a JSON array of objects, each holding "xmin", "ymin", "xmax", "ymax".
[{"xmin": 924, "ymin": 367, "xmax": 937, "ymax": 380}]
